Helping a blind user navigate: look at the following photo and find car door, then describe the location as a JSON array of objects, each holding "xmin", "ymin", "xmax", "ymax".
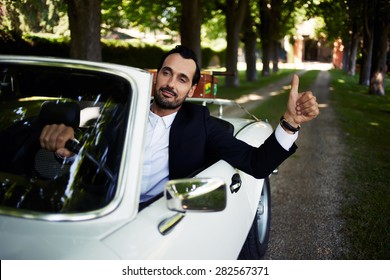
[{"xmin": 102, "ymin": 158, "xmax": 263, "ymax": 259}]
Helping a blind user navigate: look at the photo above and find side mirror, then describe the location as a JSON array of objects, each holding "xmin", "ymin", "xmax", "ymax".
[{"xmin": 164, "ymin": 178, "xmax": 227, "ymax": 212}]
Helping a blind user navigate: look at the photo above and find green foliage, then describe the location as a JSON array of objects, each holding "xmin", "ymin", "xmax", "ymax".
[
  {"xmin": 102, "ymin": 0, "xmax": 181, "ymax": 34},
  {"xmin": 202, "ymin": 10, "xmax": 226, "ymax": 42},
  {"xmin": 1, "ymin": 0, "xmax": 333, "ymax": 55},
  {"xmin": 0, "ymin": 33, "xmax": 225, "ymax": 70},
  {"xmin": 277, "ymin": 0, "xmax": 305, "ymax": 39},
  {"xmin": 305, "ymin": 0, "xmax": 365, "ymax": 41},
  {"xmin": 1, "ymin": 0, "xmax": 67, "ymax": 34},
  {"xmin": 102, "ymin": 42, "xmax": 225, "ymax": 69},
  {"xmin": 102, "ymin": 42, "xmax": 166, "ymax": 69}
]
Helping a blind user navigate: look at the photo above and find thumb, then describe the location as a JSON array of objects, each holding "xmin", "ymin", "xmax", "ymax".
[
  {"xmin": 285, "ymin": 74, "xmax": 300, "ymax": 121},
  {"xmin": 56, "ymin": 147, "xmax": 73, "ymax": 158},
  {"xmin": 290, "ymin": 74, "xmax": 299, "ymax": 98}
]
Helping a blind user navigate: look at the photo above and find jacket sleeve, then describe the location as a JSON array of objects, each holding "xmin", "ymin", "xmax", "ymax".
[
  {"xmin": 204, "ymin": 109, "xmax": 297, "ymax": 179},
  {"xmin": 169, "ymin": 102, "xmax": 297, "ymax": 180}
]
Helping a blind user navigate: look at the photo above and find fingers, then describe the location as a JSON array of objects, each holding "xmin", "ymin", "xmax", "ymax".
[
  {"xmin": 285, "ymin": 74, "xmax": 319, "ymax": 125},
  {"xmin": 56, "ymin": 147, "xmax": 74, "ymax": 158},
  {"xmin": 296, "ymin": 91, "xmax": 319, "ymax": 117},
  {"xmin": 40, "ymin": 124, "xmax": 74, "ymax": 156}
]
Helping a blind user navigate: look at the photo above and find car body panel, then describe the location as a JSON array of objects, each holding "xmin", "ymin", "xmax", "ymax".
[{"xmin": 102, "ymin": 160, "xmax": 257, "ymax": 260}]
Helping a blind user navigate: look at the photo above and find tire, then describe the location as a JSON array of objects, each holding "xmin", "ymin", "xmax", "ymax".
[{"xmin": 238, "ymin": 177, "xmax": 271, "ymax": 259}]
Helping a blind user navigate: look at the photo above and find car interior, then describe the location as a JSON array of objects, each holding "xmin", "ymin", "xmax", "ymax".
[{"xmin": 0, "ymin": 62, "xmax": 132, "ymax": 214}]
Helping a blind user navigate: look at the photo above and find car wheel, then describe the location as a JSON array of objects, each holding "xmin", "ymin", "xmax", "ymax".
[{"xmin": 238, "ymin": 177, "xmax": 271, "ymax": 259}]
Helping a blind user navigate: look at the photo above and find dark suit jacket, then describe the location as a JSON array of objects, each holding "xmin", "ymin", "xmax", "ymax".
[{"xmin": 168, "ymin": 102, "xmax": 297, "ymax": 180}]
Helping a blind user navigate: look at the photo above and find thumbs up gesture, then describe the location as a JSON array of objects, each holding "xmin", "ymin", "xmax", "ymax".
[{"xmin": 282, "ymin": 74, "xmax": 319, "ymax": 129}]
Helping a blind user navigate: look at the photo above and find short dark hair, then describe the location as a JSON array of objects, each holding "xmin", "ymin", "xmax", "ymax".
[{"xmin": 157, "ymin": 45, "xmax": 201, "ymax": 86}]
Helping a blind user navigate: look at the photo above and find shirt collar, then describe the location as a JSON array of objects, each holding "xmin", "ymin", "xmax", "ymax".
[{"xmin": 149, "ymin": 109, "xmax": 177, "ymax": 129}]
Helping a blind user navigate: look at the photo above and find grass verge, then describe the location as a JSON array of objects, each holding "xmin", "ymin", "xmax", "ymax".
[
  {"xmin": 329, "ymin": 70, "xmax": 390, "ymax": 259},
  {"xmin": 216, "ymin": 69, "xmax": 296, "ymax": 100}
]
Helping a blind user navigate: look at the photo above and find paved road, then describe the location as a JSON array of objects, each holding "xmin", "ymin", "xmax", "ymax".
[{"xmin": 214, "ymin": 68, "xmax": 348, "ymax": 259}]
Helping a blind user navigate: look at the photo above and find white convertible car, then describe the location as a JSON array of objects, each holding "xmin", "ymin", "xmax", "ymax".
[{"xmin": 0, "ymin": 56, "xmax": 274, "ymax": 260}]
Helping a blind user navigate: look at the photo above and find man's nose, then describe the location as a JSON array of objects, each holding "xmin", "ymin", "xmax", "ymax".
[{"xmin": 167, "ymin": 76, "xmax": 176, "ymax": 88}]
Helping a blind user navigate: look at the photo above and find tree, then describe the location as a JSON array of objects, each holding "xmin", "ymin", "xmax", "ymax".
[
  {"xmin": 342, "ymin": 0, "xmax": 364, "ymax": 77},
  {"xmin": 180, "ymin": 0, "xmax": 202, "ymax": 67},
  {"xmin": 67, "ymin": 0, "xmax": 102, "ymax": 61},
  {"xmin": 242, "ymin": 0, "xmax": 258, "ymax": 81},
  {"xmin": 270, "ymin": 0, "xmax": 282, "ymax": 73},
  {"xmin": 112, "ymin": 0, "xmax": 203, "ymax": 66},
  {"xmin": 309, "ymin": 0, "xmax": 389, "ymax": 95},
  {"xmin": 110, "ymin": 0, "xmax": 181, "ymax": 38},
  {"xmin": 219, "ymin": 0, "xmax": 248, "ymax": 87},
  {"xmin": 369, "ymin": 0, "xmax": 390, "ymax": 95},
  {"xmin": 258, "ymin": 0, "xmax": 296, "ymax": 76},
  {"xmin": 258, "ymin": 0, "xmax": 271, "ymax": 76},
  {"xmin": 0, "ymin": 0, "xmax": 67, "ymax": 35},
  {"xmin": 0, "ymin": 0, "xmax": 101, "ymax": 61},
  {"xmin": 360, "ymin": 0, "xmax": 375, "ymax": 86}
]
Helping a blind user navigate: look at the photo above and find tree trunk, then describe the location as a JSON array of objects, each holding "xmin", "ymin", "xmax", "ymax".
[
  {"xmin": 342, "ymin": 35, "xmax": 350, "ymax": 73},
  {"xmin": 369, "ymin": 0, "xmax": 390, "ymax": 95},
  {"xmin": 347, "ymin": 24, "xmax": 360, "ymax": 76},
  {"xmin": 261, "ymin": 42, "xmax": 271, "ymax": 76},
  {"xmin": 359, "ymin": 34, "xmax": 373, "ymax": 86},
  {"xmin": 272, "ymin": 41, "xmax": 279, "ymax": 73},
  {"xmin": 242, "ymin": 2, "xmax": 258, "ymax": 82},
  {"xmin": 259, "ymin": 0, "xmax": 271, "ymax": 77},
  {"xmin": 225, "ymin": 0, "xmax": 248, "ymax": 87},
  {"xmin": 180, "ymin": 0, "xmax": 202, "ymax": 67},
  {"xmin": 67, "ymin": 0, "xmax": 102, "ymax": 61},
  {"xmin": 270, "ymin": 0, "xmax": 282, "ymax": 73},
  {"xmin": 225, "ymin": 23, "xmax": 240, "ymax": 87},
  {"xmin": 243, "ymin": 31, "xmax": 258, "ymax": 81},
  {"xmin": 359, "ymin": 0, "xmax": 374, "ymax": 86}
]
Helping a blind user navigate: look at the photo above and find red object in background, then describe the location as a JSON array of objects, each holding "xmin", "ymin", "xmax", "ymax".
[{"xmin": 332, "ymin": 39, "xmax": 344, "ymax": 69}]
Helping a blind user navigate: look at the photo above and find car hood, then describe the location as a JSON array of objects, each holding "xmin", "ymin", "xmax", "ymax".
[
  {"xmin": 0, "ymin": 214, "xmax": 129, "ymax": 260},
  {"xmin": 223, "ymin": 117, "xmax": 271, "ymax": 135},
  {"xmin": 0, "ymin": 230, "xmax": 120, "ymax": 259}
]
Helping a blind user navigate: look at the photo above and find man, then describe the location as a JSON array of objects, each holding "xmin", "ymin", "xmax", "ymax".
[{"xmin": 40, "ymin": 45, "xmax": 319, "ymax": 203}]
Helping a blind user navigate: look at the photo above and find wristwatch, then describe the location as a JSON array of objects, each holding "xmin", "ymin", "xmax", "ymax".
[{"xmin": 280, "ymin": 116, "xmax": 300, "ymax": 134}]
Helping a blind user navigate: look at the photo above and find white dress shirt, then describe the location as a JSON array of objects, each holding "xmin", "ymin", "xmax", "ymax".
[
  {"xmin": 140, "ymin": 108, "xmax": 297, "ymax": 202},
  {"xmin": 275, "ymin": 124, "xmax": 298, "ymax": 150},
  {"xmin": 140, "ymin": 110, "xmax": 177, "ymax": 202}
]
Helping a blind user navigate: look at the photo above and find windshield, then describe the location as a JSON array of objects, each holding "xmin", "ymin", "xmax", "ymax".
[{"xmin": 0, "ymin": 62, "xmax": 131, "ymax": 215}]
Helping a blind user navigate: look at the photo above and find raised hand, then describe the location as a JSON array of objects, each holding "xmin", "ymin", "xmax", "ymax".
[{"xmin": 283, "ymin": 74, "xmax": 319, "ymax": 127}]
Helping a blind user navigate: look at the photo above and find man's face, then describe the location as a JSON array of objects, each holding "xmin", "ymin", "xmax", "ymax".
[{"xmin": 154, "ymin": 53, "xmax": 197, "ymax": 111}]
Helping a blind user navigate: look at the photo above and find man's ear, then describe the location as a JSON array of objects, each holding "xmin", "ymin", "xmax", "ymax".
[{"xmin": 187, "ymin": 84, "xmax": 197, "ymax": 98}]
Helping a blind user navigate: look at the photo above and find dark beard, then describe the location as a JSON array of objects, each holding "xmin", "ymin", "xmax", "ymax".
[{"xmin": 154, "ymin": 87, "xmax": 186, "ymax": 110}]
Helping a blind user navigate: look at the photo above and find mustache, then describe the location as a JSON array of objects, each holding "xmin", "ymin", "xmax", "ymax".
[{"xmin": 159, "ymin": 86, "xmax": 177, "ymax": 97}]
